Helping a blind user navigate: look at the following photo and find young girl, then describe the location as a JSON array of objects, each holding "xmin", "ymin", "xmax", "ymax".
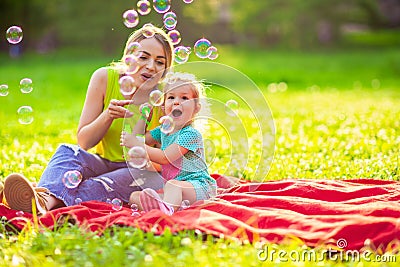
[{"xmin": 121, "ymin": 72, "xmax": 216, "ymax": 215}]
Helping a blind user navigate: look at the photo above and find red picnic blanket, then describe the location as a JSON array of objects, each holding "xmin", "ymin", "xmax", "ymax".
[{"xmin": 1, "ymin": 175, "xmax": 399, "ymax": 251}]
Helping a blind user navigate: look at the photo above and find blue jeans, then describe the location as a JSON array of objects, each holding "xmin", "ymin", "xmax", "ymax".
[{"xmin": 38, "ymin": 144, "xmax": 164, "ymax": 206}]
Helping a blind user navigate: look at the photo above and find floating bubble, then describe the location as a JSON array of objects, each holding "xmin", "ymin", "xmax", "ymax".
[
  {"xmin": 119, "ymin": 75, "xmax": 136, "ymax": 96},
  {"xmin": 159, "ymin": 115, "xmax": 175, "ymax": 134},
  {"xmin": 163, "ymin": 11, "xmax": 177, "ymax": 21},
  {"xmin": 163, "ymin": 12, "xmax": 177, "ymax": 30},
  {"xmin": 19, "ymin": 78, "xmax": 33, "ymax": 94},
  {"xmin": 128, "ymin": 146, "xmax": 148, "ymax": 169},
  {"xmin": 75, "ymin": 198, "xmax": 83, "ymax": 205},
  {"xmin": 111, "ymin": 198, "xmax": 123, "ymax": 211},
  {"xmin": 130, "ymin": 203, "xmax": 140, "ymax": 216},
  {"xmin": 131, "ymin": 203, "xmax": 139, "ymax": 212},
  {"xmin": 225, "ymin": 99, "xmax": 239, "ymax": 116},
  {"xmin": 0, "ymin": 84, "xmax": 9, "ymax": 97},
  {"xmin": 124, "ymin": 54, "xmax": 139, "ymax": 74},
  {"xmin": 16, "ymin": 211, "xmax": 24, "ymax": 217},
  {"xmin": 371, "ymin": 78, "xmax": 380, "ymax": 89},
  {"xmin": 153, "ymin": 0, "xmax": 171, "ymax": 13},
  {"xmin": 207, "ymin": 46, "xmax": 218, "ymax": 60},
  {"xmin": 277, "ymin": 82, "xmax": 287, "ymax": 92},
  {"xmin": 164, "ymin": 71, "xmax": 178, "ymax": 85},
  {"xmin": 164, "ymin": 17, "xmax": 177, "ymax": 31},
  {"xmin": 17, "ymin": 105, "xmax": 34, "ymax": 124},
  {"xmin": 6, "ymin": 26, "xmax": 23, "ymax": 44},
  {"xmin": 174, "ymin": 46, "xmax": 190, "ymax": 64},
  {"xmin": 137, "ymin": 0, "xmax": 151, "ymax": 15},
  {"xmin": 123, "ymin": 9, "xmax": 139, "ymax": 28},
  {"xmin": 140, "ymin": 102, "xmax": 152, "ymax": 118},
  {"xmin": 194, "ymin": 38, "xmax": 212, "ymax": 59},
  {"xmin": 183, "ymin": 0, "xmax": 193, "ymax": 3},
  {"xmin": 180, "ymin": 200, "xmax": 190, "ymax": 210},
  {"xmin": 62, "ymin": 170, "xmax": 83, "ymax": 189},
  {"xmin": 142, "ymin": 24, "xmax": 155, "ymax": 38},
  {"xmin": 126, "ymin": 41, "xmax": 141, "ymax": 56},
  {"xmin": 168, "ymin": 30, "xmax": 181, "ymax": 45},
  {"xmin": 149, "ymin": 89, "xmax": 164, "ymax": 106}
]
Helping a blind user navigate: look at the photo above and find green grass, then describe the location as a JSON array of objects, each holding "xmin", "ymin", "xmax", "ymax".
[{"xmin": 1, "ymin": 46, "xmax": 400, "ymax": 266}]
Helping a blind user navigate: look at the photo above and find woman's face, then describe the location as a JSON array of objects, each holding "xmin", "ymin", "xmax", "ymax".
[{"xmin": 129, "ymin": 37, "xmax": 167, "ymax": 92}]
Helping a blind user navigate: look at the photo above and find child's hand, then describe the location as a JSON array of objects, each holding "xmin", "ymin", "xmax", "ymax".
[{"xmin": 120, "ymin": 131, "xmax": 143, "ymax": 148}]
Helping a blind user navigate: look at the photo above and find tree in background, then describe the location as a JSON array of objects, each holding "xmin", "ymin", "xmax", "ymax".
[
  {"xmin": 0, "ymin": 0, "xmax": 399, "ymax": 53},
  {"xmin": 183, "ymin": 0, "xmax": 400, "ymax": 48}
]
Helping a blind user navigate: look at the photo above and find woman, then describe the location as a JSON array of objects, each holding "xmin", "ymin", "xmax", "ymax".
[{"xmin": 3, "ymin": 24, "xmax": 174, "ymax": 214}]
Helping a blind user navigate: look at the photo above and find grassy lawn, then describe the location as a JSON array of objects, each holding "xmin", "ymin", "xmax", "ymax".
[{"xmin": 0, "ymin": 46, "xmax": 399, "ymax": 266}]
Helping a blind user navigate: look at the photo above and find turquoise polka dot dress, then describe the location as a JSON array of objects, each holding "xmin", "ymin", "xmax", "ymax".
[{"xmin": 150, "ymin": 125, "xmax": 217, "ymax": 200}]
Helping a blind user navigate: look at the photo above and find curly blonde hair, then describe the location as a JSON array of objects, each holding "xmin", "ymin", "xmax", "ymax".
[{"xmin": 162, "ymin": 72, "xmax": 210, "ymax": 132}]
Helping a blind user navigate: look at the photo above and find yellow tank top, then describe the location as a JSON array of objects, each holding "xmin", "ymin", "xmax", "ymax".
[{"xmin": 94, "ymin": 68, "xmax": 162, "ymax": 162}]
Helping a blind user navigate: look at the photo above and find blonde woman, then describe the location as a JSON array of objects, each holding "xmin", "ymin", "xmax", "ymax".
[{"xmin": 3, "ymin": 24, "xmax": 174, "ymax": 214}]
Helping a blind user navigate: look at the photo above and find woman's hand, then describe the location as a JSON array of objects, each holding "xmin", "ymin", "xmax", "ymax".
[{"xmin": 107, "ymin": 99, "xmax": 134, "ymax": 120}]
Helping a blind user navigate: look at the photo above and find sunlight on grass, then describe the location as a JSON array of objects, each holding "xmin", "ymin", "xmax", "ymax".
[
  {"xmin": 267, "ymin": 88, "xmax": 400, "ymax": 180},
  {"xmin": 1, "ymin": 47, "xmax": 399, "ymax": 266}
]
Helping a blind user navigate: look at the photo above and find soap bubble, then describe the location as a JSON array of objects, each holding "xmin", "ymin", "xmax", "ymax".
[
  {"xmin": 140, "ymin": 102, "xmax": 152, "ymax": 118},
  {"xmin": 225, "ymin": 99, "xmax": 239, "ymax": 116},
  {"xmin": 130, "ymin": 203, "xmax": 140, "ymax": 216},
  {"xmin": 75, "ymin": 198, "xmax": 83, "ymax": 205},
  {"xmin": 124, "ymin": 54, "xmax": 139, "ymax": 74},
  {"xmin": 128, "ymin": 146, "xmax": 148, "ymax": 169},
  {"xmin": 123, "ymin": 9, "xmax": 139, "ymax": 28},
  {"xmin": 174, "ymin": 46, "xmax": 190, "ymax": 64},
  {"xmin": 194, "ymin": 38, "xmax": 212, "ymax": 59},
  {"xmin": 137, "ymin": 0, "xmax": 151, "ymax": 15},
  {"xmin": 149, "ymin": 89, "xmax": 164, "ymax": 106},
  {"xmin": 131, "ymin": 203, "xmax": 139, "ymax": 212},
  {"xmin": 153, "ymin": 0, "xmax": 171, "ymax": 13},
  {"xmin": 180, "ymin": 200, "xmax": 190, "ymax": 210},
  {"xmin": 126, "ymin": 41, "xmax": 141, "ymax": 56},
  {"xmin": 159, "ymin": 115, "xmax": 175, "ymax": 134},
  {"xmin": 16, "ymin": 211, "xmax": 24, "ymax": 217},
  {"xmin": 183, "ymin": 0, "xmax": 194, "ymax": 3},
  {"xmin": 19, "ymin": 78, "xmax": 33, "ymax": 94},
  {"xmin": 15, "ymin": 210, "xmax": 25, "ymax": 217},
  {"xmin": 62, "ymin": 170, "xmax": 83, "ymax": 189},
  {"xmin": 17, "ymin": 106, "xmax": 34, "ymax": 124},
  {"xmin": 207, "ymin": 46, "xmax": 219, "ymax": 60},
  {"xmin": 111, "ymin": 198, "xmax": 123, "ymax": 211},
  {"xmin": 119, "ymin": 75, "xmax": 136, "ymax": 96},
  {"xmin": 168, "ymin": 30, "xmax": 181, "ymax": 45},
  {"xmin": 6, "ymin": 26, "xmax": 23, "ymax": 44},
  {"xmin": 163, "ymin": 11, "xmax": 177, "ymax": 21},
  {"xmin": 142, "ymin": 23, "xmax": 156, "ymax": 38},
  {"xmin": 163, "ymin": 11, "xmax": 177, "ymax": 30},
  {"xmin": 0, "ymin": 84, "xmax": 9, "ymax": 97}
]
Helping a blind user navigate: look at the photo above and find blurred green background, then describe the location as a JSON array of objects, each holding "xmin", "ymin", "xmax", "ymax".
[{"xmin": 0, "ymin": 0, "xmax": 400, "ymax": 54}]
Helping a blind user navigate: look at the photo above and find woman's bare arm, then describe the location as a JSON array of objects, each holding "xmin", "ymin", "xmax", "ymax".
[{"xmin": 77, "ymin": 67, "xmax": 132, "ymax": 150}]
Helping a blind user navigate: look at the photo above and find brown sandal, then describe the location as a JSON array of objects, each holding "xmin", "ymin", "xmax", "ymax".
[{"xmin": 4, "ymin": 173, "xmax": 49, "ymax": 214}]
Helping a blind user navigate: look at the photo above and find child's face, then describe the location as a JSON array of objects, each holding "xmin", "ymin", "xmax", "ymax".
[{"xmin": 164, "ymin": 84, "xmax": 200, "ymax": 130}]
